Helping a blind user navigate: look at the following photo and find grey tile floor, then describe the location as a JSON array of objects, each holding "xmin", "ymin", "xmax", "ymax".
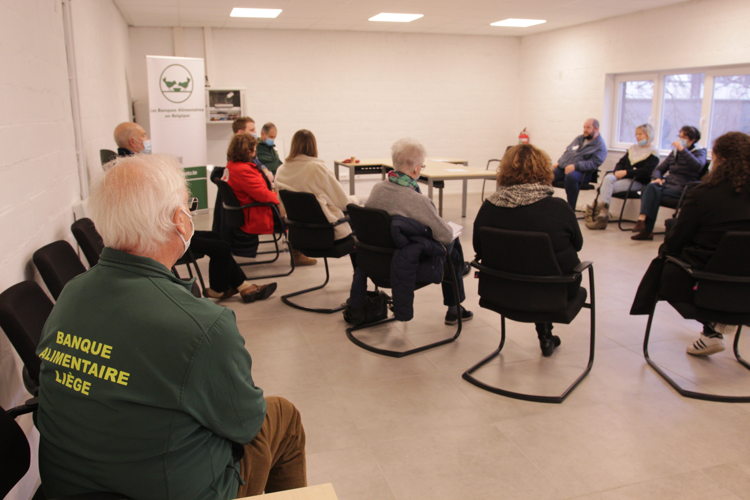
[{"xmin": 195, "ymin": 188, "xmax": 750, "ymax": 500}]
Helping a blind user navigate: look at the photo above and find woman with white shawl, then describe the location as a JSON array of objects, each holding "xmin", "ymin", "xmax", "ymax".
[{"xmin": 588, "ymin": 123, "xmax": 659, "ymax": 229}]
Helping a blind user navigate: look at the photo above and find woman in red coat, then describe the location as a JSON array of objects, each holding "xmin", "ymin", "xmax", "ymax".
[{"xmin": 224, "ymin": 133, "xmax": 280, "ymax": 235}]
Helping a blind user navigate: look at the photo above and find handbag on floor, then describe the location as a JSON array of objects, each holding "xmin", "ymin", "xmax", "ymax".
[{"xmin": 343, "ymin": 290, "xmax": 389, "ymax": 325}]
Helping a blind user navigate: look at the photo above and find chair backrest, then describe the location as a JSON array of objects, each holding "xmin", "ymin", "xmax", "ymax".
[
  {"xmin": 477, "ymin": 227, "xmax": 569, "ymax": 313},
  {"xmin": 0, "ymin": 407, "xmax": 31, "ymax": 499},
  {"xmin": 347, "ymin": 204, "xmax": 395, "ymax": 287},
  {"xmin": 214, "ymin": 179, "xmax": 246, "ymax": 230},
  {"xmin": 694, "ymin": 231, "xmax": 750, "ymax": 313},
  {"xmin": 32, "ymin": 240, "xmax": 87, "ymax": 300},
  {"xmin": 279, "ymin": 190, "xmax": 335, "ymax": 251},
  {"xmin": 100, "ymin": 149, "xmax": 117, "ymax": 166},
  {"xmin": 0, "ymin": 281, "xmax": 53, "ymax": 390},
  {"xmin": 71, "ymin": 218, "xmax": 104, "ymax": 267}
]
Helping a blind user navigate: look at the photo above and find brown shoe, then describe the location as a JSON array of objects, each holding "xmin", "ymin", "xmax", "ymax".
[
  {"xmin": 632, "ymin": 220, "xmax": 646, "ymax": 233},
  {"xmin": 631, "ymin": 231, "xmax": 653, "ymax": 241},
  {"xmin": 240, "ymin": 282, "xmax": 278, "ymax": 303},
  {"xmin": 292, "ymin": 250, "xmax": 317, "ymax": 266}
]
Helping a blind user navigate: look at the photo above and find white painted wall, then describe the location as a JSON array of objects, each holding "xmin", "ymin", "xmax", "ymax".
[
  {"xmin": 0, "ymin": 1, "xmax": 130, "ymax": 498},
  {"xmin": 70, "ymin": 0, "xmax": 132, "ymax": 183},
  {"xmin": 128, "ymin": 27, "xmax": 521, "ymax": 197},
  {"xmin": 519, "ymin": 0, "xmax": 750, "ymax": 160}
]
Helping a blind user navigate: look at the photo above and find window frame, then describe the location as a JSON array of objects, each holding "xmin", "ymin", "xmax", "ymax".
[{"xmin": 610, "ymin": 65, "xmax": 750, "ymax": 154}]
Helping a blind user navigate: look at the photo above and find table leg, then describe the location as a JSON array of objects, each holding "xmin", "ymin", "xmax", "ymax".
[
  {"xmin": 349, "ymin": 164, "xmax": 355, "ymax": 195},
  {"xmin": 438, "ymin": 186, "xmax": 444, "ymax": 217},
  {"xmin": 334, "ymin": 162, "xmax": 340, "ymax": 180},
  {"xmin": 427, "ymin": 180, "xmax": 433, "ymax": 201},
  {"xmin": 462, "ymin": 179, "xmax": 468, "ymax": 218}
]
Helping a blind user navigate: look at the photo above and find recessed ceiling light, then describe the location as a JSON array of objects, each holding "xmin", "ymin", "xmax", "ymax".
[
  {"xmin": 490, "ymin": 18, "xmax": 546, "ymax": 28},
  {"xmin": 230, "ymin": 8, "xmax": 282, "ymax": 19},
  {"xmin": 368, "ymin": 12, "xmax": 424, "ymax": 23}
]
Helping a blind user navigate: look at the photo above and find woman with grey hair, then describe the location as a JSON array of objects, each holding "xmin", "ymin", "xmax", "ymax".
[
  {"xmin": 365, "ymin": 138, "xmax": 472, "ymax": 325},
  {"xmin": 587, "ymin": 124, "xmax": 659, "ymax": 229}
]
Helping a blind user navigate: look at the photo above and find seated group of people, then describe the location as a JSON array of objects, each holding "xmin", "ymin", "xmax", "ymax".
[
  {"xmin": 33, "ymin": 118, "xmax": 750, "ymax": 499},
  {"xmin": 551, "ymin": 118, "xmax": 710, "ymax": 243}
]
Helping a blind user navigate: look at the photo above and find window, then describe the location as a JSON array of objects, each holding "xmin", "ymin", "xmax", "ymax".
[
  {"xmin": 616, "ymin": 80, "xmax": 653, "ymax": 144},
  {"xmin": 610, "ymin": 66, "xmax": 750, "ymax": 152},
  {"xmin": 659, "ymin": 73, "xmax": 704, "ymax": 149},
  {"xmin": 708, "ymin": 74, "xmax": 750, "ymax": 145}
]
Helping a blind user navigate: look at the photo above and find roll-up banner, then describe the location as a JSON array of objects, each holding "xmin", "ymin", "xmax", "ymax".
[{"xmin": 145, "ymin": 55, "xmax": 206, "ymax": 167}]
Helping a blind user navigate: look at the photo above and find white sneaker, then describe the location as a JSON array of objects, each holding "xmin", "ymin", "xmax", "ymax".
[{"xmin": 686, "ymin": 335, "xmax": 725, "ymax": 356}]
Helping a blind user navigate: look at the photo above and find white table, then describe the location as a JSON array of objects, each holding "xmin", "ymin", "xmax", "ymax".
[{"xmin": 333, "ymin": 158, "xmax": 495, "ymax": 217}]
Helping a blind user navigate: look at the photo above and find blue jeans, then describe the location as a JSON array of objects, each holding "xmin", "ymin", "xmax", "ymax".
[
  {"xmin": 554, "ymin": 167, "xmax": 585, "ymax": 210},
  {"xmin": 639, "ymin": 183, "xmax": 682, "ymax": 233}
]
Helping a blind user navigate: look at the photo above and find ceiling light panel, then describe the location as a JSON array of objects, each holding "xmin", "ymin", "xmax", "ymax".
[
  {"xmin": 230, "ymin": 8, "xmax": 282, "ymax": 19},
  {"xmin": 490, "ymin": 18, "xmax": 546, "ymax": 28},
  {"xmin": 368, "ymin": 12, "xmax": 424, "ymax": 23}
]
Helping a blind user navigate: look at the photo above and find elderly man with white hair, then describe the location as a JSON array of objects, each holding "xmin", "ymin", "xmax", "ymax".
[
  {"xmin": 35, "ymin": 154, "xmax": 306, "ymax": 499},
  {"xmin": 365, "ymin": 138, "xmax": 473, "ymax": 325}
]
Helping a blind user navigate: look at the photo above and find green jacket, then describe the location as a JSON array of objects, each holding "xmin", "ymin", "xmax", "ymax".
[
  {"xmin": 36, "ymin": 248, "xmax": 265, "ymax": 500},
  {"xmin": 256, "ymin": 142, "xmax": 282, "ymax": 174}
]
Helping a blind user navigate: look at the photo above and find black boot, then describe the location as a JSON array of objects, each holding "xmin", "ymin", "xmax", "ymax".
[{"xmin": 536, "ymin": 322, "xmax": 561, "ymax": 357}]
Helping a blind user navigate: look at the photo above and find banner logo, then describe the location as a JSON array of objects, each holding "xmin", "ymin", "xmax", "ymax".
[{"xmin": 159, "ymin": 64, "xmax": 194, "ymax": 103}]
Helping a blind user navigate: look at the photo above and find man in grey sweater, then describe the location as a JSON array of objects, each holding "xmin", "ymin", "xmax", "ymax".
[
  {"xmin": 366, "ymin": 138, "xmax": 472, "ymax": 325},
  {"xmin": 553, "ymin": 118, "xmax": 608, "ymax": 209}
]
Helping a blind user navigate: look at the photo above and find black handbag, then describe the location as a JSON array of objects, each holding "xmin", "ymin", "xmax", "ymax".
[{"xmin": 343, "ymin": 290, "xmax": 389, "ymax": 325}]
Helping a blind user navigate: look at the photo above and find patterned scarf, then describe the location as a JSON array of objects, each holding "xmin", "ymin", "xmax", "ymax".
[
  {"xmin": 387, "ymin": 170, "xmax": 421, "ymax": 193},
  {"xmin": 486, "ymin": 183, "xmax": 554, "ymax": 208}
]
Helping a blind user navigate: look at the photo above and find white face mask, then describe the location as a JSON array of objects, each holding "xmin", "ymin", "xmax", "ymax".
[
  {"xmin": 142, "ymin": 139, "xmax": 153, "ymax": 154},
  {"xmin": 176, "ymin": 208, "xmax": 194, "ymax": 256}
]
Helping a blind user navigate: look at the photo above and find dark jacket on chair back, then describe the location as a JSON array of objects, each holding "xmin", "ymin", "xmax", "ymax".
[{"xmin": 390, "ymin": 216, "xmax": 446, "ymax": 321}]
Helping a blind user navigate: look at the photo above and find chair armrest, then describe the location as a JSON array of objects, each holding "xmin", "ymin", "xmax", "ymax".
[
  {"xmin": 471, "ymin": 260, "xmax": 579, "ymax": 284},
  {"xmin": 222, "ymin": 201, "xmax": 278, "ymax": 211},
  {"xmin": 353, "ymin": 238, "xmax": 394, "ymax": 255},
  {"xmin": 7, "ymin": 397, "xmax": 38, "ymax": 419},
  {"xmin": 572, "ymin": 261, "xmax": 593, "ymax": 274},
  {"xmin": 665, "ymin": 255, "xmax": 750, "ymax": 283}
]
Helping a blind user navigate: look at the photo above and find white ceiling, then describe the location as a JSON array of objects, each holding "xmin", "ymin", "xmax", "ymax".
[{"xmin": 113, "ymin": 0, "xmax": 691, "ymax": 36}]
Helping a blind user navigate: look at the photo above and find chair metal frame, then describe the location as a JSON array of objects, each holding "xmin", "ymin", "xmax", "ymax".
[
  {"xmin": 463, "ymin": 260, "xmax": 596, "ymax": 404},
  {"xmin": 345, "ymin": 239, "xmax": 463, "ymax": 358},
  {"xmin": 280, "ymin": 213, "xmax": 352, "ymax": 314},
  {"xmin": 642, "ymin": 256, "xmax": 750, "ymax": 403},
  {"xmin": 171, "ymin": 248, "xmax": 207, "ymax": 295}
]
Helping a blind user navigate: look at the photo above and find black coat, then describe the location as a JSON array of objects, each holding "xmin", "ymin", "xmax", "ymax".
[
  {"xmin": 473, "ymin": 196, "xmax": 583, "ymax": 274},
  {"xmin": 390, "ymin": 216, "xmax": 446, "ymax": 321},
  {"xmin": 663, "ymin": 181, "xmax": 750, "ymax": 267},
  {"xmin": 632, "ymin": 180, "xmax": 750, "ymax": 314}
]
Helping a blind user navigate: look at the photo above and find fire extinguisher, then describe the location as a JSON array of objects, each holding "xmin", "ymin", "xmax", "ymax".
[{"xmin": 518, "ymin": 127, "xmax": 530, "ymax": 144}]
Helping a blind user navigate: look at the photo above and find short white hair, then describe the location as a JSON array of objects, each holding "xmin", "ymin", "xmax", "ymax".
[
  {"xmin": 89, "ymin": 154, "xmax": 187, "ymax": 255},
  {"xmin": 391, "ymin": 138, "xmax": 426, "ymax": 174}
]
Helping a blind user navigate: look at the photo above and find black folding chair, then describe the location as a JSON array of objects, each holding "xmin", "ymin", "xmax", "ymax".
[
  {"xmin": 642, "ymin": 232, "xmax": 750, "ymax": 402},
  {"xmin": 213, "ymin": 178, "xmax": 294, "ymax": 280},
  {"xmin": 345, "ymin": 204, "xmax": 463, "ymax": 358},
  {"xmin": 464, "ymin": 228, "xmax": 596, "ymax": 403},
  {"xmin": 0, "ymin": 281, "xmax": 53, "ymax": 395},
  {"xmin": 32, "ymin": 240, "xmax": 86, "ymax": 299},
  {"xmin": 279, "ymin": 190, "xmax": 354, "ymax": 313},
  {"xmin": 71, "ymin": 217, "xmax": 104, "ymax": 267},
  {"xmin": 612, "ymin": 160, "xmax": 710, "ymax": 232},
  {"xmin": 1, "ymin": 402, "xmax": 130, "ymax": 499},
  {"xmin": 100, "ymin": 149, "xmax": 117, "ymax": 167}
]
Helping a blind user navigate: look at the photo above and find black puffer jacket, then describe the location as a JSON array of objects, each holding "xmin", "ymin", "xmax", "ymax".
[{"xmin": 390, "ymin": 216, "xmax": 446, "ymax": 320}]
